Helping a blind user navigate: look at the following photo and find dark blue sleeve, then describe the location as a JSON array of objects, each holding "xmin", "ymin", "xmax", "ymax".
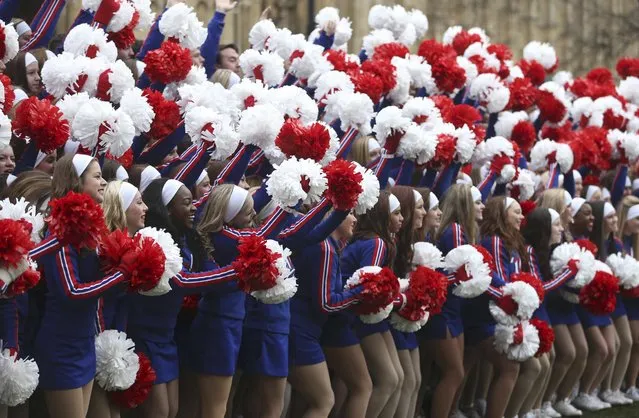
[
  {"xmin": 13, "ymin": 141, "xmax": 38, "ymax": 175},
  {"xmin": 21, "ymin": 0, "xmax": 67, "ymax": 51},
  {"xmin": 563, "ymin": 169, "xmax": 575, "ymax": 198},
  {"xmin": 419, "ymin": 169, "xmax": 438, "ymax": 188},
  {"xmin": 313, "ymin": 30, "xmax": 334, "ymax": 50},
  {"xmin": 137, "ymin": 9, "xmax": 165, "ymax": 61},
  {"xmin": 202, "ymin": 11, "xmax": 226, "ymax": 79},
  {"xmin": 131, "ymin": 135, "xmax": 150, "ymax": 161},
  {"xmin": 278, "ymin": 199, "xmax": 338, "ymax": 249},
  {"xmin": 0, "ymin": 0, "xmax": 20, "ymax": 22},
  {"xmin": 214, "ymin": 144, "xmax": 257, "ymax": 186},
  {"xmin": 394, "ymin": 159, "xmax": 415, "ymax": 186},
  {"xmin": 433, "ymin": 163, "xmax": 461, "ymax": 197},
  {"xmin": 611, "ymin": 165, "xmax": 628, "ymax": 208},
  {"xmin": 371, "ymin": 153, "xmax": 400, "ymax": 190},
  {"xmin": 335, "ymin": 127, "xmax": 359, "ymax": 160},
  {"xmin": 173, "ymin": 144, "xmax": 211, "ymax": 189},
  {"xmin": 478, "ymin": 170, "xmax": 498, "ymax": 202},
  {"xmin": 0, "ymin": 298, "xmax": 18, "ymax": 350},
  {"xmin": 252, "ymin": 181, "xmax": 271, "ymax": 214},
  {"xmin": 136, "ymin": 122, "xmax": 186, "ymax": 166}
]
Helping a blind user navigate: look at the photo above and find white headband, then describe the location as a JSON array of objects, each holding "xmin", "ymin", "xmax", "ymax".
[
  {"xmin": 368, "ymin": 137, "xmax": 381, "ymax": 152},
  {"xmin": 64, "ymin": 140, "xmax": 79, "ymax": 156},
  {"xmin": 224, "ymin": 186, "xmax": 249, "ymax": 223},
  {"xmin": 34, "ymin": 151, "xmax": 47, "ymax": 168},
  {"xmin": 504, "ymin": 197, "xmax": 516, "ymax": 210},
  {"xmin": 6, "ymin": 174, "xmax": 16, "ymax": 186},
  {"xmin": 628, "ymin": 205, "xmax": 639, "ymax": 222},
  {"xmin": 549, "ymin": 208, "xmax": 560, "ymax": 225},
  {"xmin": 413, "ymin": 189, "xmax": 422, "ymax": 204},
  {"xmin": 602, "ymin": 187, "xmax": 611, "ymax": 200},
  {"xmin": 626, "ymin": 177, "xmax": 632, "ymax": 188},
  {"xmin": 389, "ymin": 193, "xmax": 401, "ymax": 213},
  {"xmin": 15, "ymin": 21, "xmax": 31, "ymax": 37},
  {"xmin": 471, "ymin": 186, "xmax": 482, "ymax": 203},
  {"xmin": 119, "ymin": 182, "xmax": 138, "ymax": 211},
  {"xmin": 228, "ymin": 72, "xmax": 241, "ymax": 88},
  {"xmin": 586, "ymin": 185, "xmax": 601, "ymax": 202},
  {"xmin": 196, "ymin": 170, "xmax": 208, "ymax": 186},
  {"xmin": 428, "ymin": 193, "xmax": 439, "ymax": 210},
  {"xmin": 572, "ymin": 170, "xmax": 582, "ymax": 183},
  {"xmin": 603, "ymin": 202, "xmax": 616, "ymax": 218},
  {"xmin": 570, "ymin": 197, "xmax": 586, "ymax": 217},
  {"xmin": 24, "ymin": 52, "xmax": 37, "ymax": 68},
  {"xmin": 633, "ymin": 178, "xmax": 639, "ymax": 192},
  {"xmin": 161, "ymin": 179, "xmax": 183, "ymax": 206},
  {"xmin": 72, "ymin": 154, "xmax": 93, "ymax": 177},
  {"xmin": 456, "ymin": 173, "xmax": 473, "ymax": 185},
  {"xmin": 563, "ymin": 190, "xmax": 573, "ymax": 207},
  {"xmin": 13, "ymin": 88, "xmax": 28, "ymax": 106},
  {"xmin": 139, "ymin": 166, "xmax": 160, "ymax": 193},
  {"xmin": 116, "ymin": 166, "xmax": 129, "ymax": 181},
  {"xmin": 45, "ymin": 49, "xmax": 55, "ymax": 60}
]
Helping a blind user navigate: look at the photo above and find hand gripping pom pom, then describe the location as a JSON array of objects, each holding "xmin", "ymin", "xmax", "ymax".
[
  {"xmin": 95, "ymin": 330, "xmax": 139, "ymax": 391},
  {"xmin": 323, "ymin": 159, "xmax": 364, "ymax": 211},
  {"xmin": 494, "ymin": 322, "xmax": 540, "ymax": 362},
  {"xmin": 444, "ymin": 245, "xmax": 494, "ymax": 298},
  {"xmin": 0, "ymin": 346, "xmax": 39, "ymax": 407},
  {"xmin": 345, "ymin": 266, "xmax": 400, "ymax": 324},
  {"xmin": 13, "ymin": 97, "xmax": 69, "ymax": 153},
  {"xmin": 275, "ymin": 119, "xmax": 334, "ymax": 164},
  {"xmin": 136, "ymin": 227, "xmax": 182, "ymax": 296},
  {"xmin": 489, "ymin": 281, "xmax": 541, "ymax": 326},
  {"xmin": 607, "ymin": 253, "xmax": 639, "ymax": 297},
  {"xmin": 47, "ymin": 192, "xmax": 108, "ymax": 250},
  {"xmin": 266, "ymin": 158, "xmax": 327, "ymax": 209},
  {"xmin": 110, "ymin": 352, "xmax": 155, "ymax": 408}
]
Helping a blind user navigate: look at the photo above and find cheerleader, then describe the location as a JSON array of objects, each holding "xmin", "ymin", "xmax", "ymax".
[
  {"xmin": 5, "ymin": 51, "xmax": 41, "ymax": 110},
  {"xmin": 415, "ymin": 188, "xmax": 441, "ymax": 242},
  {"xmin": 0, "ymin": 144, "xmax": 14, "ymax": 174},
  {"xmin": 616, "ymin": 195, "xmax": 639, "ymax": 400},
  {"xmin": 340, "ymin": 190, "xmax": 404, "ymax": 418},
  {"xmin": 348, "ymin": 136, "xmax": 382, "ymax": 167},
  {"xmin": 420, "ymin": 184, "xmax": 483, "ymax": 418},
  {"xmin": 192, "ymin": 170, "xmax": 211, "ymax": 201},
  {"xmin": 34, "ymin": 154, "xmax": 129, "ymax": 418}
]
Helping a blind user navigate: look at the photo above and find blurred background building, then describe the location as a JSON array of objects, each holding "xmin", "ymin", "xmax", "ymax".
[{"xmin": 18, "ymin": 0, "xmax": 639, "ymax": 75}]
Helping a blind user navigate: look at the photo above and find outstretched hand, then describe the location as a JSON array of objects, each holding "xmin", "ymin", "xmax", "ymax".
[
  {"xmin": 216, "ymin": 0, "xmax": 239, "ymax": 13},
  {"xmin": 259, "ymin": 6, "xmax": 272, "ymax": 21}
]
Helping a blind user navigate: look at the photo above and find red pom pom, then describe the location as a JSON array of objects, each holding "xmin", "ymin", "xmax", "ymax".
[
  {"xmin": 498, "ymin": 295, "xmax": 519, "ymax": 316},
  {"xmin": 13, "ymin": 97, "xmax": 70, "ymax": 153},
  {"xmin": 530, "ymin": 318, "xmax": 554, "ymax": 357},
  {"xmin": 361, "ymin": 59, "xmax": 397, "ymax": 95},
  {"xmin": 582, "ymin": 175, "xmax": 600, "ymax": 187},
  {"xmin": 579, "ymin": 270, "xmax": 619, "ymax": 315},
  {"xmin": 98, "ymin": 229, "xmax": 135, "ymax": 272},
  {"xmin": 537, "ymin": 90, "xmax": 566, "ymax": 124},
  {"xmin": 323, "ymin": 159, "xmax": 363, "ymax": 210},
  {"xmin": 0, "ymin": 219, "xmax": 33, "ymax": 267},
  {"xmin": 451, "ymin": 31, "xmax": 482, "ymax": 55},
  {"xmin": 511, "ymin": 121, "xmax": 537, "ymax": 153},
  {"xmin": 275, "ymin": 119, "xmax": 331, "ymax": 162},
  {"xmin": 107, "ymin": 11, "xmax": 139, "ymax": 50},
  {"xmin": 427, "ymin": 134, "xmax": 456, "ymax": 168},
  {"xmin": 107, "ymin": 148, "xmax": 133, "ymax": 170},
  {"xmin": 355, "ymin": 267, "xmax": 400, "ymax": 315},
  {"xmin": 443, "ymin": 104, "xmax": 481, "ymax": 129},
  {"xmin": 373, "ymin": 42, "xmax": 410, "ymax": 62},
  {"xmin": 127, "ymin": 236, "xmax": 166, "ymax": 292},
  {"xmin": 587, "ymin": 68, "xmax": 614, "ymax": 86},
  {"xmin": 431, "ymin": 58, "xmax": 466, "ymax": 94},
  {"xmin": 578, "ymin": 127, "xmax": 612, "ymax": 171},
  {"xmin": 520, "ymin": 200, "xmax": 537, "ymax": 219},
  {"xmin": 417, "ymin": 39, "xmax": 457, "ymax": 64},
  {"xmin": 5, "ymin": 267, "xmax": 40, "ymax": 297},
  {"xmin": 406, "ymin": 266, "xmax": 448, "ymax": 315},
  {"xmin": 143, "ymin": 41, "xmax": 192, "ymax": 84},
  {"xmin": 487, "ymin": 43, "xmax": 513, "ymax": 61},
  {"xmin": 431, "ymin": 95, "xmax": 454, "ymax": 114},
  {"xmin": 602, "ymin": 109, "xmax": 627, "ymax": 131},
  {"xmin": 110, "ymin": 352, "xmax": 156, "ymax": 409},
  {"xmin": 232, "ymin": 235, "xmax": 280, "ymax": 293},
  {"xmin": 490, "ymin": 154, "xmax": 512, "ymax": 174},
  {"xmin": 142, "ymin": 89, "xmax": 181, "ymax": 141},
  {"xmin": 324, "ymin": 49, "xmax": 359, "ymax": 73},
  {"xmin": 47, "ymin": 192, "xmax": 108, "ymax": 250},
  {"xmin": 540, "ymin": 121, "xmax": 574, "ymax": 143},
  {"xmin": 0, "ymin": 74, "xmax": 14, "ymax": 113},
  {"xmin": 468, "ymin": 55, "xmax": 496, "ymax": 76},
  {"xmin": 574, "ymin": 239, "xmax": 598, "ymax": 256},
  {"xmin": 507, "ymin": 78, "xmax": 539, "ymax": 111},
  {"xmin": 182, "ymin": 294, "xmax": 200, "ymax": 311},
  {"xmin": 519, "ymin": 60, "xmax": 546, "ymax": 86},
  {"xmin": 474, "ymin": 245, "xmax": 496, "ymax": 271},
  {"xmin": 617, "ymin": 57, "xmax": 639, "ymax": 79},
  {"xmin": 511, "ymin": 272, "xmax": 545, "ymax": 302},
  {"xmin": 351, "ymin": 71, "xmax": 384, "ymax": 103}
]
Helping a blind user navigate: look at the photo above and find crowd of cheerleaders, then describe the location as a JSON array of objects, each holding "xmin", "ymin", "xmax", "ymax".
[{"xmin": 3, "ymin": 1, "xmax": 639, "ymax": 418}]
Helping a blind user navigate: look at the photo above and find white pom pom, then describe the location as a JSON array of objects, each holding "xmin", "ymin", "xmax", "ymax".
[
  {"xmin": 455, "ymin": 56, "xmax": 477, "ymax": 89},
  {"xmin": 362, "ymin": 29, "xmax": 395, "ymax": 58},
  {"xmin": 270, "ymin": 85, "xmax": 319, "ymax": 125},
  {"xmin": 464, "ymin": 42, "xmax": 500, "ymax": 72},
  {"xmin": 529, "ymin": 139, "xmax": 559, "ymax": 172},
  {"xmin": 0, "ymin": 198, "xmax": 45, "ymax": 244},
  {"xmin": 373, "ymin": 106, "xmax": 412, "ymax": 146},
  {"xmin": 408, "ymin": 9, "xmax": 429, "ymax": 38},
  {"xmin": 136, "ymin": 227, "xmax": 183, "ymax": 296},
  {"xmin": 550, "ymin": 243, "xmax": 581, "ymax": 275},
  {"xmin": 63, "ymin": 24, "xmax": 117, "ymax": 62},
  {"xmin": 390, "ymin": 311, "xmax": 430, "ymax": 332},
  {"xmin": 0, "ymin": 21, "xmax": 19, "ymax": 63},
  {"xmin": 0, "ymin": 347, "xmax": 39, "ymax": 407},
  {"xmin": 512, "ymin": 169, "xmax": 536, "ymax": 201},
  {"xmin": 397, "ymin": 24, "xmax": 417, "ymax": 47},
  {"xmin": 494, "ymin": 322, "xmax": 540, "ymax": 362},
  {"xmin": 412, "ymin": 242, "xmax": 443, "ymax": 269},
  {"xmin": 41, "ymin": 52, "xmax": 92, "ymax": 100},
  {"xmin": 101, "ymin": 60, "xmax": 135, "ymax": 104},
  {"xmin": 388, "ymin": 56, "xmax": 412, "ymax": 105},
  {"xmin": 401, "ymin": 97, "xmax": 443, "ymax": 130},
  {"xmin": 158, "ymin": 3, "xmax": 207, "ymax": 50},
  {"xmin": 0, "ymin": 113, "xmax": 12, "ymax": 148},
  {"xmin": 454, "ymin": 124, "xmax": 478, "ymax": 164},
  {"xmin": 314, "ymin": 71, "xmax": 355, "ymax": 103},
  {"xmin": 506, "ymin": 62, "xmax": 524, "ymax": 83},
  {"xmin": 249, "ymin": 19, "xmax": 277, "ymax": 51},
  {"xmin": 353, "ymin": 162, "xmax": 380, "ymax": 215},
  {"xmin": 57, "ymin": 92, "xmax": 91, "ymax": 125},
  {"xmin": 618, "ymin": 77, "xmax": 639, "ymax": 105},
  {"xmin": 469, "ymin": 73, "xmax": 510, "ymax": 113},
  {"xmin": 397, "ymin": 124, "xmax": 437, "ymax": 164},
  {"xmin": 444, "ymin": 245, "xmax": 492, "ymax": 298},
  {"xmin": 495, "ymin": 111, "xmax": 529, "ymax": 139},
  {"xmin": 71, "ymin": 98, "xmax": 115, "ymax": 150},
  {"xmin": 607, "ymin": 253, "xmax": 639, "ymax": 290},
  {"xmin": 94, "ymin": 330, "xmax": 139, "ymax": 391},
  {"xmin": 554, "ymin": 142, "xmax": 574, "ymax": 173},
  {"xmin": 101, "ymin": 110, "xmax": 135, "ymax": 157},
  {"xmin": 107, "ymin": 0, "xmax": 135, "ymax": 33},
  {"xmin": 523, "ymin": 41, "xmax": 557, "ymax": 71},
  {"xmin": 553, "ymin": 70, "xmax": 574, "ymax": 87},
  {"xmin": 163, "ymin": 65, "xmax": 208, "ymax": 102},
  {"xmin": 238, "ymin": 103, "xmax": 285, "ymax": 152},
  {"xmin": 184, "ymin": 107, "xmax": 239, "ymax": 161},
  {"xmin": 402, "ymin": 55, "xmax": 436, "ymax": 91},
  {"xmin": 334, "ymin": 18, "xmax": 353, "ymax": 47},
  {"xmin": 230, "ymin": 78, "xmax": 269, "ymax": 111},
  {"xmin": 267, "ymin": 157, "xmax": 327, "ymax": 208},
  {"xmin": 81, "ymin": 0, "xmax": 102, "ymax": 12},
  {"xmin": 268, "ymin": 28, "xmax": 306, "ymax": 61},
  {"xmin": 588, "ymin": 96, "xmax": 625, "ymax": 127},
  {"xmin": 315, "ymin": 7, "xmax": 339, "ymax": 29},
  {"xmin": 250, "ymin": 240, "xmax": 298, "ymax": 304},
  {"xmin": 473, "ymin": 135, "xmax": 515, "ymax": 166},
  {"xmin": 334, "ymin": 91, "xmax": 375, "ymax": 136},
  {"xmin": 239, "ymin": 49, "xmax": 285, "ymax": 86},
  {"xmin": 442, "ymin": 26, "xmax": 463, "ymax": 45},
  {"xmin": 344, "ymin": 265, "xmax": 395, "ymax": 324},
  {"xmin": 119, "ymin": 88, "xmax": 154, "ymax": 135},
  {"xmin": 368, "ymin": 5, "xmax": 391, "ymax": 30},
  {"xmin": 289, "ymin": 43, "xmax": 333, "ymax": 83},
  {"xmin": 131, "ymin": 0, "xmax": 156, "ymax": 30},
  {"xmin": 489, "ymin": 282, "xmax": 540, "ymax": 325}
]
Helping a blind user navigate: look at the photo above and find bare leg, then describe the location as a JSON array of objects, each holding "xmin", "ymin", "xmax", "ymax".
[
  {"xmin": 429, "ymin": 332, "xmax": 464, "ymax": 418},
  {"xmin": 521, "ymin": 353, "xmax": 550, "ymax": 414},
  {"xmin": 544, "ymin": 326, "xmax": 575, "ymax": 402},
  {"xmin": 611, "ymin": 316, "xmax": 632, "ymax": 391},
  {"xmin": 359, "ymin": 333, "xmax": 400, "ymax": 418},
  {"xmin": 329, "ymin": 377, "xmax": 347, "ymax": 418},
  {"xmin": 408, "ymin": 349, "xmax": 421, "ymax": 418},
  {"xmin": 379, "ymin": 332, "xmax": 404, "ymax": 418},
  {"xmin": 249, "ymin": 376, "xmax": 287, "ymax": 418},
  {"xmin": 167, "ymin": 379, "xmax": 179, "ymax": 418},
  {"xmin": 592, "ymin": 325, "xmax": 617, "ymax": 392},
  {"xmin": 287, "ymin": 363, "xmax": 335, "ymax": 418},
  {"xmin": 394, "ymin": 350, "xmax": 416, "ymax": 418},
  {"xmin": 579, "ymin": 326, "xmax": 608, "ymax": 394},
  {"xmin": 556, "ymin": 324, "xmax": 587, "ymax": 400},
  {"xmin": 479, "ymin": 337, "xmax": 520, "ymax": 418},
  {"xmin": 324, "ymin": 345, "xmax": 372, "ymax": 418},
  {"xmin": 626, "ymin": 319, "xmax": 639, "ymax": 388},
  {"xmin": 139, "ymin": 383, "xmax": 170, "ymax": 418},
  {"xmin": 87, "ymin": 385, "xmax": 120, "ymax": 418},
  {"xmin": 505, "ymin": 357, "xmax": 541, "ymax": 418},
  {"xmin": 45, "ymin": 382, "xmax": 93, "ymax": 418},
  {"xmin": 197, "ymin": 374, "xmax": 233, "ymax": 418}
]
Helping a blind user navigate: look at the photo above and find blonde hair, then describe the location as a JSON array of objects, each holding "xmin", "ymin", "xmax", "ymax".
[
  {"xmin": 197, "ymin": 184, "xmax": 235, "ymax": 243},
  {"xmin": 348, "ymin": 135, "xmax": 373, "ymax": 166},
  {"xmin": 537, "ymin": 188, "xmax": 571, "ymax": 240},
  {"xmin": 103, "ymin": 181, "xmax": 127, "ymax": 232},
  {"xmin": 436, "ymin": 184, "xmax": 477, "ymax": 244},
  {"xmin": 617, "ymin": 195, "xmax": 639, "ymax": 259},
  {"xmin": 211, "ymin": 69, "xmax": 233, "ymax": 89}
]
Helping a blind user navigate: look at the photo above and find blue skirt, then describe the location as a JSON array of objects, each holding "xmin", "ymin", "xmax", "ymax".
[
  {"xmin": 391, "ymin": 329, "xmax": 418, "ymax": 350},
  {"xmin": 188, "ymin": 314, "xmax": 242, "ymax": 376},
  {"xmin": 576, "ymin": 305, "xmax": 612, "ymax": 328},
  {"xmin": 546, "ymin": 296, "xmax": 580, "ymax": 326},
  {"xmin": 419, "ymin": 293, "xmax": 463, "ymax": 340},
  {"xmin": 355, "ymin": 318, "xmax": 389, "ymax": 340},
  {"xmin": 132, "ymin": 337, "xmax": 178, "ymax": 384},
  {"xmin": 320, "ymin": 314, "xmax": 359, "ymax": 348},
  {"xmin": 612, "ymin": 295, "xmax": 627, "ymax": 319},
  {"xmin": 532, "ymin": 303, "xmax": 551, "ymax": 323},
  {"xmin": 623, "ymin": 297, "xmax": 639, "ymax": 321},
  {"xmin": 239, "ymin": 328, "xmax": 288, "ymax": 377},
  {"xmin": 35, "ymin": 333, "xmax": 95, "ymax": 390},
  {"xmin": 289, "ymin": 320, "xmax": 325, "ymax": 367}
]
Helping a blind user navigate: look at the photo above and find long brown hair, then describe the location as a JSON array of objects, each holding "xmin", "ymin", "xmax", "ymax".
[
  {"xmin": 481, "ymin": 196, "xmax": 529, "ymax": 271},
  {"xmin": 391, "ymin": 185, "xmax": 419, "ymax": 277},
  {"xmin": 51, "ymin": 154, "xmax": 88, "ymax": 198},
  {"xmin": 617, "ymin": 195, "xmax": 639, "ymax": 258},
  {"xmin": 415, "ymin": 187, "xmax": 433, "ymax": 241},
  {"xmin": 352, "ymin": 190, "xmax": 397, "ymax": 267},
  {"xmin": 5, "ymin": 51, "xmax": 30, "ymax": 94},
  {"xmin": 436, "ymin": 184, "xmax": 477, "ymax": 244}
]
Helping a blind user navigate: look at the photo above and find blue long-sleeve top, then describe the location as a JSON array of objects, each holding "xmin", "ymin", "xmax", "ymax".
[
  {"xmin": 611, "ymin": 165, "xmax": 628, "ymax": 208},
  {"xmin": 0, "ymin": 298, "xmax": 18, "ymax": 350},
  {"xmin": 313, "ymin": 30, "xmax": 335, "ymax": 51},
  {"xmin": 433, "ymin": 162, "xmax": 462, "ymax": 197},
  {"xmin": 526, "ymin": 245, "xmax": 575, "ymax": 292},
  {"xmin": 478, "ymin": 170, "xmax": 498, "ymax": 202},
  {"xmin": 370, "ymin": 152, "xmax": 401, "ymax": 190},
  {"xmin": 341, "ymin": 237, "xmax": 389, "ymax": 279},
  {"xmin": 484, "ymin": 235, "xmax": 521, "ymax": 284},
  {"xmin": 201, "ymin": 11, "xmax": 226, "ymax": 78},
  {"xmin": 0, "ymin": 0, "xmax": 19, "ymax": 22},
  {"xmin": 137, "ymin": 9, "xmax": 165, "ymax": 61},
  {"xmin": 563, "ymin": 169, "xmax": 575, "ymax": 197},
  {"xmin": 136, "ymin": 122, "xmax": 186, "ymax": 166},
  {"xmin": 21, "ymin": 0, "xmax": 67, "ymax": 52},
  {"xmin": 173, "ymin": 142, "xmax": 211, "ymax": 189}
]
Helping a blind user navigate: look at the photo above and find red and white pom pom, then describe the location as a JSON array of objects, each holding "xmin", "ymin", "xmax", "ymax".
[
  {"xmin": 0, "ymin": 345, "xmax": 39, "ymax": 407},
  {"xmin": 274, "ymin": 119, "xmax": 337, "ymax": 166},
  {"xmin": 444, "ymin": 245, "xmax": 494, "ymax": 298},
  {"xmin": 109, "ymin": 352, "xmax": 155, "ymax": 408},
  {"xmin": 453, "ymin": 124, "xmax": 478, "ymax": 164},
  {"xmin": 494, "ymin": 322, "xmax": 540, "ymax": 362},
  {"xmin": 162, "ymin": 65, "xmax": 207, "ymax": 102},
  {"xmin": 41, "ymin": 53, "xmax": 100, "ymax": 100},
  {"xmin": 177, "ymin": 81, "xmax": 240, "ymax": 120},
  {"xmin": 239, "ymin": 49, "xmax": 285, "ymax": 86},
  {"xmin": 135, "ymin": 227, "xmax": 182, "ymax": 296},
  {"xmin": 289, "ymin": 42, "xmax": 333, "ymax": 83},
  {"xmin": 313, "ymin": 70, "xmax": 355, "ymax": 103},
  {"xmin": 368, "ymin": 5, "xmax": 391, "ymax": 30},
  {"xmin": 412, "ymin": 242, "xmax": 444, "ymax": 269},
  {"xmin": 248, "ymin": 19, "xmax": 277, "ymax": 51},
  {"xmin": 362, "ymin": 29, "xmax": 396, "ymax": 58},
  {"xmin": 464, "ymin": 42, "xmax": 501, "ymax": 74},
  {"xmin": 0, "ymin": 20, "xmax": 18, "ymax": 64},
  {"xmin": 324, "ymin": 91, "xmax": 375, "ymax": 135},
  {"xmin": 266, "ymin": 157, "xmax": 328, "ymax": 208},
  {"xmin": 523, "ymin": 41, "xmax": 558, "ymax": 72},
  {"xmin": 473, "ymin": 136, "xmax": 516, "ymax": 182},
  {"xmin": 57, "ymin": 92, "xmax": 91, "ymax": 126},
  {"xmin": 238, "ymin": 103, "xmax": 285, "ymax": 152},
  {"xmin": 578, "ymin": 269, "xmax": 619, "ymax": 315},
  {"xmin": 345, "ymin": 266, "xmax": 400, "ymax": 324},
  {"xmin": 510, "ymin": 169, "xmax": 536, "ymax": 201},
  {"xmin": 268, "ymin": 28, "xmax": 306, "ymax": 61},
  {"xmin": 353, "ymin": 162, "xmax": 380, "ymax": 215},
  {"xmin": 95, "ymin": 60, "xmax": 135, "ymax": 104},
  {"xmin": 537, "ymin": 81, "xmax": 570, "ymax": 124},
  {"xmin": 0, "ymin": 74, "xmax": 13, "ymax": 115},
  {"xmin": 250, "ymin": 240, "xmax": 298, "ymax": 304},
  {"xmin": 550, "ymin": 242, "xmax": 597, "ymax": 288},
  {"xmin": 12, "ymin": 97, "xmax": 70, "ymax": 154},
  {"xmin": 469, "ymin": 74, "xmax": 510, "ymax": 113},
  {"xmin": 94, "ymin": 330, "xmax": 139, "ymax": 391},
  {"xmin": 143, "ymin": 40, "xmax": 192, "ymax": 85},
  {"xmin": 323, "ymin": 159, "xmax": 364, "ymax": 210},
  {"xmin": 529, "ymin": 318, "xmax": 554, "ymax": 357},
  {"xmin": 618, "ymin": 77, "xmax": 639, "ymax": 105},
  {"xmin": 63, "ymin": 24, "xmax": 117, "ymax": 62},
  {"xmin": 158, "ymin": 3, "xmax": 207, "ymax": 50},
  {"xmin": 392, "ymin": 265, "xmax": 448, "ymax": 331},
  {"xmin": 99, "ymin": 109, "xmax": 135, "ymax": 158},
  {"xmin": 231, "ymin": 78, "xmax": 269, "ymax": 111},
  {"xmin": 607, "ymin": 253, "xmax": 639, "ymax": 297},
  {"xmin": 529, "ymin": 139, "xmax": 573, "ymax": 174},
  {"xmin": 608, "ymin": 129, "xmax": 639, "ymax": 164},
  {"xmin": 185, "ymin": 106, "xmax": 240, "ymax": 161},
  {"xmin": 397, "ymin": 124, "xmax": 438, "ymax": 164},
  {"xmin": 270, "ymin": 85, "xmax": 320, "ymax": 125},
  {"xmin": 399, "ymin": 55, "xmax": 436, "ymax": 92},
  {"xmin": 401, "ymin": 97, "xmax": 443, "ymax": 129},
  {"xmin": 119, "ymin": 88, "xmax": 154, "ymax": 136},
  {"xmin": 373, "ymin": 106, "xmax": 412, "ymax": 151},
  {"xmin": 47, "ymin": 192, "xmax": 108, "ymax": 251},
  {"xmin": 0, "ymin": 197, "xmax": 45, "ymax": 244},
  {"xmin": 130, "ymin": 0, "xmax": 155, "ymax": 30},
  {"xmin": 588, "ymin": 96, "xmax": 628, "ymax": 129},
  {"xmin": 456, "ymin": 56, "xmax": 478, "ymax": 88},
  {"xmin": 489, "ymin": 281, "xmax": 541, "ymax": 326}
]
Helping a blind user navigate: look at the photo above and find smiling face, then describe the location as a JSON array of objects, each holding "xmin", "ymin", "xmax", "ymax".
[
  {"xmin": 80, "ymin": 161, "xmax": 107, "ymax": 203},
  {"xmin": 126, "ymin": 191, "xmax": 148, "ymax": 234},
  {"xmin": 474, "ymin": 199, "xmax": 485, "ymax": 222},
  {"xmin": 335, "ymin": 211, "xmax": 357, "ymax": 241},
  {"xmin": 551, "ymin": 218, "xmax": 564, "ymax": 244},
  {"xmin": 412, "ymin": 198, "xmax": 427, "ymax": 230},
  {"xmin": 573, "ymin": 203, "xmax": 595, "ymax": 235},
  {"xmin": 424, "ymin": 205, "xmax": 442, "ymax": 232},
  {"xmin": 506, "ymin": 200, "xmax": 524, "ymax": 231},
  {"xmin": 390, "ymin": 208, "xmax": 404, "ymax": 234},
  {"xmin": 194, "ymin": 175, "xmax": 211, "ymax": 200},
  {"xmin": 168, "ymin": 186, "xmax": 196, "ymax": 230}
]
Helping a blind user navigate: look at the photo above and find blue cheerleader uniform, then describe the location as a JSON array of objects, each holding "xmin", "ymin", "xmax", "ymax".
[
  {"xmin": 622, "ymin": 236, "xmax": 639, "ymax": 320},
  {"xmin": 546, "ymin": 237, "xmax": 585, "ymax": 326},
  {"xmin": 610, "ymin": 238, "xmax": 627, "ymax": 319},
  {"xmin": 420, "ymin": 223, "xmax": 466, "ymax": 340},
  {"xmin": 34, "ymin": 244, "xmax": 127, "ymax": 390},
  {"xmin": 527, "ymin": 247, "xmax": 550, "ymax": 323},
  {"xmin": 289, "ymin": 237, "xmax": 362, "ymax": 366},
  {"xmin": 0, "ymin": 297, "xmax": 18, "ymax": 352},
  {"xmin": 341, "ymin": 237, "xmax": 390, "ymax": 340}
]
